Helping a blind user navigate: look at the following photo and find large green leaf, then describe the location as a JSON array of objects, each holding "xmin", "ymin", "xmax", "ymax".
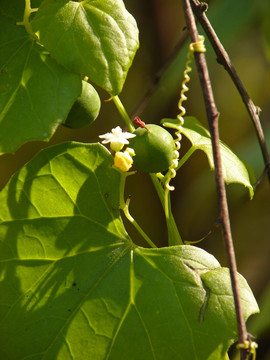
[
  {"xmin": 32, "ymin": 0, "xmax": 139, "ymax": 95},
  {"xmin": 162, "ymin": 117, "xmax": 254, "ymax": 198},
  {"xmin": 0, "ymin": 0, "xmax": 82, "ymax": 154},
  {"xmin": 0, "ymin": 142, "xmax": 258, "ymax": 359}
]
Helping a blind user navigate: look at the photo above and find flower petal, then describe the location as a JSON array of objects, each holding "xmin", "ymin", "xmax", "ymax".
[{"xmin": 99, "ymin": 126, "xmax": 135, "ymax": 151}]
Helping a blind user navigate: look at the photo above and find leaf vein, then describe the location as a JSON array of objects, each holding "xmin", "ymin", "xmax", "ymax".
[{"xmin": 42, "ymin": 246, "xmax": 130, "ymax": 357}]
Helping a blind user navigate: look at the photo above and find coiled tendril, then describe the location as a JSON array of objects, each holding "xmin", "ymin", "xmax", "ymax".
[{"xmin": 162, "ymin": 35, "xmax": 206, "ymax": 191}]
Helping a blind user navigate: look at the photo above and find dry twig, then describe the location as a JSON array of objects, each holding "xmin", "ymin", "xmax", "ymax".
[{"xmin": 182, "ymin": 0, "xmax": 249, "ymax": 359}]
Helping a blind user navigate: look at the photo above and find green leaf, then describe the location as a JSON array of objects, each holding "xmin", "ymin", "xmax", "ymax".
[
  {"xmin": 0, "ymin": 0, "xmax": 81, "ymax": 154},
  {"xmin": 0, "ymin": 142, "xmax": 258, "ymax": 359},
  {"xmin": 162, "ymin": 117, "xmax": 254, "ymax": 199},
  {"xmin": 32, "ymin": 0, "xmax": 139, "ymax": 95}
]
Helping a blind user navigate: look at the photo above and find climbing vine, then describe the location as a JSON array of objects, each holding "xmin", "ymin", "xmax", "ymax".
[{"xmin": 0, "ymin": 0, "xmax": 268, "ymax": 359}]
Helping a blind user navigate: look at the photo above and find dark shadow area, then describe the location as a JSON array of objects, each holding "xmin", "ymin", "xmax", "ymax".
[{"xmin": 0, "ymin": 143, "xmax": 132, "ymax": 359}]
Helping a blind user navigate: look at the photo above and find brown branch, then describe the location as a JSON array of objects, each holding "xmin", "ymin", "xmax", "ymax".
[
  {"xmin": 182, "ymin": 1, "xmax": 249, "ymax": 359},
  {"xmin": 191, "ymin": 0, "xmax": 270, "ymax": 183}
]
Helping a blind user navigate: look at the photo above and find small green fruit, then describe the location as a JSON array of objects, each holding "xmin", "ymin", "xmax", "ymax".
[
  {"xmin": 63, "ymin": 81, "xmax": 101, "ymax": 129},
  {"xmin": 129, "ymin": 124, "xmax": 175, "ymax": 173}
]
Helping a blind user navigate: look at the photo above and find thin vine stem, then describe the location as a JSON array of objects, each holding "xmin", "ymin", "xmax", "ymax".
[
  {"xmin": 122, "ymin": 198, "xmax": 157, "ymax": 248},
  {"xmin": 164, "ymin": 187, "xmax": 182, "ymax": 246},
  {"xmin": 150, "ymin": 174, "xmax": 183, "ymax": 245},
  {"xmin": 112, "ymin": 96, "xmax": 135, "ymax": 133},
  {"xmin": 182, "ymin": 1, "xmax": 249, "ymax": 359},
  {"xmin": 118, "ymin": 172, "xmax": 157, "ymax": 248},
  {"xmin": 175, "ymin": 146, "xmax": 196, "ymax": 171},
  {"xmin": 112, "ymin": 96, "xmax": 161, "ymax": 246},
  {"xmin": 113, "ymin": 94, "xmax": 182, "ymax": 246}
]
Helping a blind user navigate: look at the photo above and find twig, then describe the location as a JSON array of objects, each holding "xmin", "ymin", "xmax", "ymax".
[
  {"xmin": 253, "ymin": 163, "xmax": 270, "ymax": 189},
  {"xmin": 190, "ymin": 0, "xmax": 270, "ymax": 183},
  {"xmin": 130, "ymin": 1, "xmax": 216, "ymax": 119},
  {"xmin": 182, "ymin": 1, "xmax": 249, "ymax": 359},
  {"xmin": 130, "ymin": 33, "xmax": 188, "ymax": 119}
]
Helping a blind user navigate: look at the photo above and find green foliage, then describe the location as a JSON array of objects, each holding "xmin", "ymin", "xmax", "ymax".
[
  {"xmin": 0, "ymin": 0, "xmax": 139, "ymax": 154},
  {"xmin": 162, "ymin": 117, "xmax": 254, "ymax": 198},
  {"xmin": 32, "ymin": 0, "xmax": 139, "ymax": 95},
  {"xmin": 129, "ymin": 124, "xmax": 175, "ymax": 173},
  {"xmin": 63, "ymin": 80, "xmax": 101, "ymax": 129},
  {"xmin": 182, "ymin": 117, "xmax": 254, "ymax": 198},
  {"xmin": 0, "ymin": 0, "xmax": 81, "ymax": 154},
  {"xmin": 0, "ymin": 143, "xmax": 258, "ymax": 359},
  {"xmin": 0, "ymin": 1, "xmax": 263, "ymax": 358}
]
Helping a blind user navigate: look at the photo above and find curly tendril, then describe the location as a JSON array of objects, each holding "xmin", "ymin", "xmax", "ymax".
[
  {"xmin": 236, "ymin": 340, "xmax": 258, "ymax": 360},
  {"xmin": 163, "ymin": 35, "xmax": 206, "ymax": 191}
]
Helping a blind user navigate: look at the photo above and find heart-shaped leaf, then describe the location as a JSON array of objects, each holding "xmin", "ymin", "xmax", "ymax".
[
  {"xmin": 32, "ymin": 0, "xmax": 139, "ymax": 95},
  {"xmin": 0, "ymin": 142, "xmax": 258, "ymax": 359},
  {"xmin": 0, "ymin": 0, "xmax": 82, "ymax": 154},
  {"xmin": 162, "ymin": 117, "xmax": 254, "ymax": 198}
]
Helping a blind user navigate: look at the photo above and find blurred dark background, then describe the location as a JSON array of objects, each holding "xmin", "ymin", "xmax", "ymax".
[{"xmin": 1, "ymin": 0, "xmax": 270, "ymax": 358}]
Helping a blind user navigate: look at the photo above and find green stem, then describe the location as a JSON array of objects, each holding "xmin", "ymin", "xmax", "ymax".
[
  {"xmin": 16, "ymin": 0, "xmax": 38, "ymax": 40},
  {"xmin": 150, "ymin": 173, "xmax": 165, "ymax": 206},
  {"xmin": 176, "ymin": 146, "xmax": 196, "ymax": 171},
  {"xmin": 155, "ymin": 147, "xmax": 196, "ymax": 188},
  {"xmin": 159, "ymin": 146, "xmax": 196, "ymax": 245},
  {"xmin": 165, "ymin": 187, "xmax": 183, "ymax": 246},
  {"xmin": 122, "ymin": 198, "xmax": 157, "ymax": 248},
  {"xmin": 150, "ymin": 174, "xmax": 183, "ymax": 245},
  {"xmin": 112, "ymin": 96, "xmax": 135, "ymax": 133},
  {"xmin": 149, "ymin": 148, "xmax": 197, "ymax": 246},
  {"xmin": 119, "ymin": 172, "xmax": 156, "ymax": 248},
  {"xmin": 112, "ymin": 97, "xmax": 182, "ymax": 246},
  {"xmin": 164, "ymin": 188, "xmax": 170, "ymax": 220}
]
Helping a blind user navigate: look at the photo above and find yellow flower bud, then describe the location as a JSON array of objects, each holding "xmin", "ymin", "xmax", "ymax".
[{"xmin": 114, "ymin": 151, "xmax": 134, "ymax": 172}]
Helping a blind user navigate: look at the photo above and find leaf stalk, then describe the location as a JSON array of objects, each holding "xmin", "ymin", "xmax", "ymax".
[
  {"xmin": 112, "ymin": 96, "xmax": 135, "ymax": 133},
  {"xmin": 119, "ymin": 171, "xmax": 157, "ymax": 248},
  {"xmin": 16, "ymin": 0, "xmax": 38, "ymax": 40}
]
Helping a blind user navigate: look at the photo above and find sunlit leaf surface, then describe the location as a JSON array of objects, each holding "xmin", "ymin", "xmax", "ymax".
[
  {"xmin": 0, "ymin": 0, "xmax": 81, "ymax": 154},
  {"xmin": 32, "ymin": 0, "xmax": 139, "ymax": 95},
  {"xmin": 0, "ymin": 143, "xmax": 258, "ymax": 359},
  {"xmin": 162, "ymin": 117, "xmax": 254, "ymax": 198}
]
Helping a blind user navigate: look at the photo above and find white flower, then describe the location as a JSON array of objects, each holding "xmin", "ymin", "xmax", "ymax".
[{"xmin": 99, "ymin": 126, "xmax": 135, "ymax": 152}]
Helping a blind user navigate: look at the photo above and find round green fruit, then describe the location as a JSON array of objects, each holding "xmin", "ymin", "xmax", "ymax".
[
  {"xmin": 63, "ymin": 81, "xmax": 101, "ymax": 129},
  {"xmin": 129, "ymin": 124, "xmax": 175, "ymax": 173}
]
